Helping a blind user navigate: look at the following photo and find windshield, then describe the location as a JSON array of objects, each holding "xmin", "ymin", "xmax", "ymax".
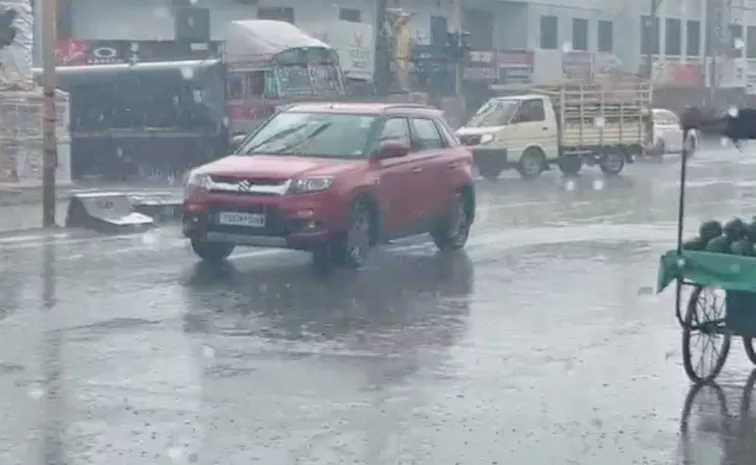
[
  {"xmin": 274, "ymin": 63, "xmax": 344, "ymax": 98},
  {"xmin": 466, "ymin": 99, "xmax": 519, "ymax": 127},
  {"xmin": 239, "ymin": 111, "xmax": 376, "ymax": 158}
]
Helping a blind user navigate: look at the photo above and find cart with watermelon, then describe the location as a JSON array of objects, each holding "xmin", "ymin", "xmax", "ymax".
[{"xmin": 657, "ymin": 119, "xmax": 756, "ymax": 384}]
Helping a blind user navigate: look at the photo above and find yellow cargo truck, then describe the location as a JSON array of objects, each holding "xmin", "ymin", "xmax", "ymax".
[{"xmin": 455, "ymin": 79, "xmax": 652, "ymax": 180}]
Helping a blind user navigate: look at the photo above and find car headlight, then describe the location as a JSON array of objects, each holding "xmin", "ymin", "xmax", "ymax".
[
  {"xmin": 480, "ymin": 133, "xmax": 495, "ymax": 144},
  {"xmin": 185, "ymin": 171, "xmax": 210, "ymax": 194},
  {"xmin": 289, "ymin": 177, "xmax": 334, "ymax": 194}
]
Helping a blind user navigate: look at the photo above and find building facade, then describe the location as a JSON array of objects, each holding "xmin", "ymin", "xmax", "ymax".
[{"xmin": 41, "ymin": 0, "xmax": 756, "ymax": 89}]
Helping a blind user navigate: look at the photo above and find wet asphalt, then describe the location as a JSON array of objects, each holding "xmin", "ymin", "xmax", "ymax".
[{"xmin": 2, "ymin": 149, "xmax": 756, "ymax": 464}]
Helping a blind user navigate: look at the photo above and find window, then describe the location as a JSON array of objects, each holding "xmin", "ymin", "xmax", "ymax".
[
  {"xmin": 517, "ymin": 99, "xmax": 545, "ymax": 122},
  {"xmin": 572, "ymin": 18, "xmax": 588, "ymax": 51},
  {"xmin": 540, "ymin": 15, "xmax": 558, "ymax": 49},
  {"xmin": 747, "ymin": 25, "xmax": 756, "ymax": 58},
  {"xmin": 665, "ymin": 18, "xmax": 682, "ymax": 55},
  {"xmin": 640, "ymin": 15, "xmax": 660, "ymax": 55},
  {"xmin": 257, "ymin": 7, "xmax": 294, "ymax": 23},
  {"xmin": 729, "ymin": 24, "xmax": 744, "ymax": 57},
  {"xmin": 339, "ymin": 8, "xmax": 361, "ymax": 23},
  {"xmin": 686, "ymin": 20, "xmax": 700, "ymax": 56},
  {"xmin": 379, "ymin": 117, "xmax": 411, "ymax": 145},
  {"xmin": 228, "ymin": 75, "xmax": 243, "ymax": 99},
  {"xmin": 597, "ymin": 20, "xmax": 613, "ymax": 52},
  {"xmin": 410, "ymin": 118, "xmax": 445, "ymax": 150}
]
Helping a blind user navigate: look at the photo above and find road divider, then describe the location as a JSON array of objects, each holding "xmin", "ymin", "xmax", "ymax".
[{"xmin": 64, "ymin": 191, "xmax": 183, "ymax": 234}]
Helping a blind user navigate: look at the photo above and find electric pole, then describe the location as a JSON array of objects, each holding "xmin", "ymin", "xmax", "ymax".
[{"xmin": 41, "ymin": 0, "xmax": 57, "ymax": 227}]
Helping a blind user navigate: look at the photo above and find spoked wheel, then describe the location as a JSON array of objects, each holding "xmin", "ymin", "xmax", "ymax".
[{"xmin": 682, "ymin": 286, "xmax": 732, "ymax": 384}]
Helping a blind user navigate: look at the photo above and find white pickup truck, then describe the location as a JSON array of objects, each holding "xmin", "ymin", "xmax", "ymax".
[{"xmin": 456, "ymin": 80, "xmax": 652, "ymax": 179}]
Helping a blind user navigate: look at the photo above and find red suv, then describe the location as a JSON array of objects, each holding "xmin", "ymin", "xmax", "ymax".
[{"xmin": 182, "ymin": 102, "xmax": 476, "ymax": 269}]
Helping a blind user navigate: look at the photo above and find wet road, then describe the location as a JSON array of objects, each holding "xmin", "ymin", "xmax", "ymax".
[{"xmin": 2, "ymin": 151, "xmax": 756, "ymax": 464}]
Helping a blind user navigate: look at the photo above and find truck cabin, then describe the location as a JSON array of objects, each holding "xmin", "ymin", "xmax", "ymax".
[
  {"xmin": 466, "ymin": 95, "xmax": 546, "ymax": 128},
  {"xmin": 227, "ymin": 46, "xmax": 344, "ymax": 101},
  {"xmin": 34, "ymin": 59, "xmax": 226, "ymax": 136}
]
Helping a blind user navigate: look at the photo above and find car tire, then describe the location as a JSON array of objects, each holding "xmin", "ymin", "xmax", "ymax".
[
  {"xmin": 517, "ymin": 148, "xmax": 545, "ymax": 180},
  {"xmin": 599, "ymin": 151, "xmax": 625, "ymax": 175},
  {"xmin": 651, "ymin": 140, "xmax": 665, "ymax": 158},
  {"xmin": 432, "ymin": 191, "xmax": 472, "ymax": 251},
  {"xmin": 191, "ymin": 238, "xmax": 235, "ymax": 262},
  {"xmin": 477, "ymin": 162, "xmax": 502, "ymax": 181},
  {"xmin": 558, "ymin": 154, "xmax": 582, "ymax": 176},
  {"xmin": 322, "ymin": 198, "xmax": 373, "ymax": 270}
]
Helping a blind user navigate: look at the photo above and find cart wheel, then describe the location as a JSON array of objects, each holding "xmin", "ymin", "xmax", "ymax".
[
  {"xmin": 682, "ymin": 286, "xmax": 731, "ymax": 383},
  {"xmin": 743, "ymin": 337, "xmax": 756, "ymax": 365}
]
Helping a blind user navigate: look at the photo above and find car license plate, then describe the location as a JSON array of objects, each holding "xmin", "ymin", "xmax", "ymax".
[{"xmin": 218, "ymin": 212, "xmax": 265, "ymax": 228}]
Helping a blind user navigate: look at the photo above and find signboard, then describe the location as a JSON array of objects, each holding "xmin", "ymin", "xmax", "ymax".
[
  {"xmin": 653, "ymin": 61, "xmax": 704, "ymax": 87},
  {"xmin": 562, "ymin": 51, "xmax": 593, "ymax": 80},
  {"xmin": 55, "ymin": 40, "xmax": 221, "ymax": 66},
  {"xmin": 463, "ymin": 50, "xmax": 496, "ymax": 81},
  {"xmin": 497, "ymin": 50, "xmax": 533, "ymax": 87},
  {"xmin": 299, "ymin": 21, "xmax": 375, "ymax": 82}
]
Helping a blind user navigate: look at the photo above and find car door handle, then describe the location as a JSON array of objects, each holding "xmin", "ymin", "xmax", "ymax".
[
  {"xmin": 448, "ymin": 162, "xmax": 459, "ymax": 169},
  {"xmin": 412, "ymin": 167, "xmax": 422, "ymax": 174}
]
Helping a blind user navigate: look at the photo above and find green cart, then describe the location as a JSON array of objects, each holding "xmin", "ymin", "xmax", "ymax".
[{"xmin": 657, "ymin": 130, "xmax": 756, "ymax": 384}]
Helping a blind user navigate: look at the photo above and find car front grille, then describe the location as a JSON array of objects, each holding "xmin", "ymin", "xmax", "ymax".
[{"xmin": 459, "ymin": 135, "xmax": 481, "ymax": 146}]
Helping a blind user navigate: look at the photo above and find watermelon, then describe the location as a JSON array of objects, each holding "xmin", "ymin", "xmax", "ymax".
[
  {"xmin": 683, "ymin": 237, "xmax": 707, "ymax": 250},
  {"xmin": 747, "ymin": 219, "xmax": 756, "ymax": 242},
  {"xmin": 723, "ymin": 218, "xmax": 747, "ymax": 241},
  {"xmin": 706, "ymin": 236, "xmax": 732, "ymax": 253},
  {"xmin": 731, "ymin": 239, "xmax": 754, "ymax": 255},
  {"xmin": 699, "ymin": 220, "xmax": 723, "ymax": 242}
]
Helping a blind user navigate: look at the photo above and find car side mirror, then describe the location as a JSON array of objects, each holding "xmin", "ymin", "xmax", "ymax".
[
  {"xmin": 230, "ymin": 134, "xmax": 246, "ymax": 152},
  {"xmin": 376, "ymin": 140, "xmax": 410, "ymax": 160}
]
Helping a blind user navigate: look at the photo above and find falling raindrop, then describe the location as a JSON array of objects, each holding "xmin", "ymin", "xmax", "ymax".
[
  {"xmin": 592, "ymin": 178, "xmax": 604, "ymax": 191},
  {"xmin": 167, "ymin": 447, "xmax": 183, "ymax": 462},
  {"xmin": 565, "ymin": 179, "xmax": 576, "ymax": 192},
  {"xmin": 180, "ymin": 67, "xmax": 194, "ymax": 80},
  {"xmin": 728, "ymin": 106, "xmax": 739, "ymax": 117},
  {"xmin": 593, "ymin": 116, "xmax": 605, "ymax": 128},
  {"xmin": 202, "ymin": 345, "xmax": 216, "ymax": 359},
  {"xmin": 27, "ymin": 384, "xmax": 44, "ymax": 400},
  {"xmin": 561, "ymin": 41, "xmax": 573, "ymax": 52},
  {"xmin": 721, "ymin": 137, "xmax": 730, "ymax": 147}
]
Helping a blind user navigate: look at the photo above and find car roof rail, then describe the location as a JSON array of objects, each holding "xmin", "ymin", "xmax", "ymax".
[{"xmin": 384, "ymin": 103, "xmax": 433, "ymax": 110}]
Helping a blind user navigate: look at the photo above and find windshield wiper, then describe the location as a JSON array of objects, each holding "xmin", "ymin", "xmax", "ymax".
[
  {"xmin": 242, "ymin": 122, "xmax": 310, "ymax": 154},
  {"xmin": 269, "ymin": 122, "xmax": 332, "ymax": 154}
]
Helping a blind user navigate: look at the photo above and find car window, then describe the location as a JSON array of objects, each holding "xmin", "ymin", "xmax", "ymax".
[
  {"xmin": 410, "ymin": 118, "xmax": 445, "ymax": 150},
  {"xmin": 379, "ymin": 117, "xmax": 411, "ymax": 145},
  {"xmin": 517, "ymin": 99, "xmax": 545, "ymax": 122},
  {"xmin": 239, "ymin": 111, "xmax": 377, "ymax": 158}
]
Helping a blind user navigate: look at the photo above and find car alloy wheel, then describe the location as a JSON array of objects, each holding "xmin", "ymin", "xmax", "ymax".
[{"xmin": 343, "ymin": 201, "xmax": 372, "ymax": 268}]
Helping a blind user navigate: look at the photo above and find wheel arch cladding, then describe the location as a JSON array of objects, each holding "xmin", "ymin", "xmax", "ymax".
[
  {"xmin": 458, "ymin": 184, "xmax": 476, "ymax": 224},
  {"xmin": 353, "ymin": 192, "xmax": 381, "ymax": 244}
]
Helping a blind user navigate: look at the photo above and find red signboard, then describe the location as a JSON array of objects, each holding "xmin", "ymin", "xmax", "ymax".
[
  {"xmin": 497, "ymin": 50, "xmax": 533, "ymax": 86},
  {"xmin": 654, "ymin": 62, "xmax": 704, "ymax": 87}
]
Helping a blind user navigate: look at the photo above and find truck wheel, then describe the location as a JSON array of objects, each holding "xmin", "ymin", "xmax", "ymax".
[
  {"xmin": 517, "ymin": 148, "xmax": 545, "ymax": 179},
  {"xmin": 477, "ymin": 163, "xmax": 502, "ymax": 181},
  {"xmin": 599, "ymin": 151, "xmax": 625, "ymax": 176},
  {"xmin": 558, "ymin": 154, "xmax": 582, "ymax": 176},
  {"xmin": 191, "ymin": 239, "xmax": 235, "ymax": 262}
]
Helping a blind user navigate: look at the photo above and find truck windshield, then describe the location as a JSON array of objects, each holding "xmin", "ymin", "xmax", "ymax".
[{"xmin": 467, "ymin": 99, "xmax": 519, "ymax": 127}]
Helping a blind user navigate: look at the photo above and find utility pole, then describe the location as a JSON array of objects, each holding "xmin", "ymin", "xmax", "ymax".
[
  {"xmin": 452, "ymin": 0, "xmax": 462, "ymax": 99},
  {"xmin": 41, "ymin": 0, "xmax": 57, "ymax": 227},
  {"xmin": 645, "ymin": 0, "xmax": 662, "ymax": 79}
]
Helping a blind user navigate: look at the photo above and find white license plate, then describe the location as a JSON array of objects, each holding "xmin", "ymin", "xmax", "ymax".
[{"xmin": 218, "ymin": 212, "xmax": 266, "ymax": 228}]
